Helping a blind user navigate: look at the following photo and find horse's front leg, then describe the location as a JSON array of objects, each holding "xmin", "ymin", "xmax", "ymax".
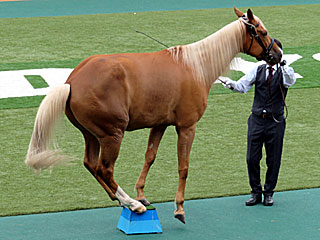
[
  {"xmin": 174, "ymin": 124, "xmax": 196, "ymax": 224},
  {"xmin": 135, "ymin": 125, "xmax": 167, "ymax": 205}
]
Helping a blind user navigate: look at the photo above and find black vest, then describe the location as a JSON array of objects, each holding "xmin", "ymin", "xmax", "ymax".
[{"xmin": 251, "ymin": 64, "xmax": 288, "ymax": 117}]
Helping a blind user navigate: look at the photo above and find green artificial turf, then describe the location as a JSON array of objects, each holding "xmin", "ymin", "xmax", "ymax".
[
  {"xmin": 0, "ymin": 5, "xmax": 319, "ymax": 109},
  {"xmin": 0, "ymin": 5, "xmax": 318, "ymax": 65},
  {"xmin": 24, "ymin": 75, "xmax": 49, "ymax": 89},
  {"xmin": 1, "ymin": 88, "xmax": 319, "ymax": 216}
]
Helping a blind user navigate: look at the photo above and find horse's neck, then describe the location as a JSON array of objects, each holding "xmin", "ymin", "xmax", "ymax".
[{"xmin": 180, "ymin": 20, "xmax": 245, "ymax": 87}]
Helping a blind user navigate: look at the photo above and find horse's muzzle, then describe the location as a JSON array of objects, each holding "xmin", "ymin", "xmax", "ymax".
[{"xmin": 261, "ymin": 50, "xmax": 282, "ymax": 65}]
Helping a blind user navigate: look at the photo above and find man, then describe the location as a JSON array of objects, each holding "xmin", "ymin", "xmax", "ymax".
[{"xmin": 223, "ymin": 39, "xmax": 296, "ymax": 206}]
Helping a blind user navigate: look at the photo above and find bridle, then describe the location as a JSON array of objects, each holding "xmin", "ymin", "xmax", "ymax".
[{"xmin": 240, "ymin": 15, "xmax": 275, "ymax": 63}]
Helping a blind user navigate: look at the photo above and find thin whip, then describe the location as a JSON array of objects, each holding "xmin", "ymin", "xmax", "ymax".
[{"xmin": 136, "ymin": 30, "xmax": 169, "ymax": 48}]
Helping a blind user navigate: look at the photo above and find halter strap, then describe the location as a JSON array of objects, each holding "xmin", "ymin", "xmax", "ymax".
[{"xmin": 267, "ymin": 38, "xmax": 275, "ymax": 54}]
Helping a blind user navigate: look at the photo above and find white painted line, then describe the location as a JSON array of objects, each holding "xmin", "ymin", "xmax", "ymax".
[
  {"xmin": 0, "ymin": 54, "xmax": 304, "ymax": 99},
  {"xmin": 312, "ymin": 53, "xmax": 320, "ymax": 61},
  {"xmin": 0, "ymin": 68, "xmax": 73, "ymax": 99}
]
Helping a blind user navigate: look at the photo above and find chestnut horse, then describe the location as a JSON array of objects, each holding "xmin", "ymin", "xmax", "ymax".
[{"xmin": 25, "ymin": 8, "xmax": 282, "ymax": 223}]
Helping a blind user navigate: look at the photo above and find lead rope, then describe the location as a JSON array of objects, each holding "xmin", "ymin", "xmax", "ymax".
[{"xmin": 279, "ymin": 81, "xmax": 289, "ymax": 121}]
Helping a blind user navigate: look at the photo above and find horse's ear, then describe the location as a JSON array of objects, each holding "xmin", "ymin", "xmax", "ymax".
[
  {"xmin": 247, "ymin": 9, "xmax": 254, "ymax": 22},
  {"xmin": 234, "ymin": 7, "xmax": 244, "ymax": 18}
]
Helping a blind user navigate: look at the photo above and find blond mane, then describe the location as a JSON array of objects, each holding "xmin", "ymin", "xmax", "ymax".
[{"xmin": 168, "ymin": 20, "xmax": 246, "ymax": 86}]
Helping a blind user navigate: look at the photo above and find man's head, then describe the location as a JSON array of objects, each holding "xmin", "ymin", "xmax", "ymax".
[{"xmin": 274, "ymin": 38, "xmax": 282, "ymax": 50}]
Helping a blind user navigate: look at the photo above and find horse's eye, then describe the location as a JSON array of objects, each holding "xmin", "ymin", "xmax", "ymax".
[{"xmin": 261, "ymin": 32, "xmax": 268, "ymax": 37}]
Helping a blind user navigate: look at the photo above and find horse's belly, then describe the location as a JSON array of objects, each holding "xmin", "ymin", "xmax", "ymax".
[{"xmin": 126, "ymin": 107, "xmax": 175, "ymax": 131}]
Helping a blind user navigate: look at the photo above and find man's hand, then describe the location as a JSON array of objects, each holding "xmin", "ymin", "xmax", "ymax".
[
  {"xmin": 221, "ymin": 79, "xmax": 236, "ymax": 90},
  {"xmin": 280, "ymin": 60, "xmax": 286, "ymax": 66}
]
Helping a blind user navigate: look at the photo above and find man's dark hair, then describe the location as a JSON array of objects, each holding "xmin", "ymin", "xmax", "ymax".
[{"xmin": 274, "ymin": 38, "xmax": 282, "ymax": 50}]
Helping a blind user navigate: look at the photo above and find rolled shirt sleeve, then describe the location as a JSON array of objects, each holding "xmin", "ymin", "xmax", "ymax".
[{"xmin": 232, "ymin": 65, "xmax": 258, "ymax": 93}]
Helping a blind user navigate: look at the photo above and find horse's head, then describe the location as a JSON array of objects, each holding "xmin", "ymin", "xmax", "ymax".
[{"xmin": 234, "ymin": 7, "xmax": 282, "ymax": 65}]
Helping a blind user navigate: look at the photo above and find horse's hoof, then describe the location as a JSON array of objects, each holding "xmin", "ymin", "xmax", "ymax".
[
  {"xmin": 174, "ymin": 213, "xmax": 186, "ymax": 224},
  {"xmin": 131, "ymin": 204, "xmax": 147, "ymax": 213},
  {"xmin": 138, "ymin": 198, "xmax": 151, "ymax": 206}
]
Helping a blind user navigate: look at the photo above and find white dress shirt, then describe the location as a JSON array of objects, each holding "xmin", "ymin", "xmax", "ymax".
[{"xmin": 229, "ymin": 64, "xmax": 296, "ymax": 93}]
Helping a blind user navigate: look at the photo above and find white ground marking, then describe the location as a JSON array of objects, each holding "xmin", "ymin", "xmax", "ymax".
[
  {"xmin": 0, "ymin": 54, "xmax": 305, "ymax": 99},
  {"xmin": 312, "ymin": 53, "xmax": 320, "ymax": 61},
  {"xmin": 0, "ymin": 68, "xmax": 73, "ymax": 99}
]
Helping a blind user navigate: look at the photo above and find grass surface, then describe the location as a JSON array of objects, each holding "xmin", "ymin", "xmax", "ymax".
[
  {"xmin": 0, "ymin": 5, "xmax": 319, "ymax": 216},
  {"xmin": 1, "ymin": 88, "xmax": 319, "ymax": 216},
  {"xmin": 24, "ymin": 75, "xmax": 49, "ymax": 89},
  {"xmin": 0, "ymin": 5, "xmax": 319, "ymax": 109}
]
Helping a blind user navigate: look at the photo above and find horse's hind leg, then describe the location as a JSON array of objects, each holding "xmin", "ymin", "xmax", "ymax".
[
  {"xmin": 135, "ymin": 126, "xmax": 167, "ymax": 205},
  {"xmin": 83, "ymin": 132, "xmax": 118, "ymax": 200},
  {"xmin": 65, "ymin": 104, "xmax": 117, "ymax": 200},
  {"xmin": 97, "ymin": 132, "xmax": 146, "ymax": 213}
]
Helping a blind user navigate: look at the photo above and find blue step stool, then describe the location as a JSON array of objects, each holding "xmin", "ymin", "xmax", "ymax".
[{"xmin": 117, "ymin": 205, "xmax": 163, "ymax": 235}]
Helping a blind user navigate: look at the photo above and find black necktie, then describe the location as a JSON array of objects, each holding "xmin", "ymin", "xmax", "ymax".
[
  {"xmin": 267, "ymin": 66, "xmax": 273, "ymax": 96},
  {"xmin": 267, "ymin": 66, "xmax": 273, "ymax": 83}
]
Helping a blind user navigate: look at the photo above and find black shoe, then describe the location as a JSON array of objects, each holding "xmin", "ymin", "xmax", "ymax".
[
  {"xmin": 245, "ymin": 193, "xmax": 262, "ymax": 206},
  {"xmin": 263, "ymin": 195, "xmax": 274, "ymax": 206}
]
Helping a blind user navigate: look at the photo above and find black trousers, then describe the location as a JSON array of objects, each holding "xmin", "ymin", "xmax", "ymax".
[{"xmin": 247, "ymin": 114, "xmax": 286, "ymax": 195}]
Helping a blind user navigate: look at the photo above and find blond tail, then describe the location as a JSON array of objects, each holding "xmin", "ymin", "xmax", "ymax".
[{"xmin": 25, "ymin": 84, "xmax": 71, "ymax": 173}]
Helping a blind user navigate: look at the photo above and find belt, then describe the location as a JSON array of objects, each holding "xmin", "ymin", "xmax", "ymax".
[
  {"xmin": 253, "ymin": 112, "xmax": 271, "ymax": 119},
  {"xmin": 252, "ymin": 112, "xmax": 285, "ymax": 121}
]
